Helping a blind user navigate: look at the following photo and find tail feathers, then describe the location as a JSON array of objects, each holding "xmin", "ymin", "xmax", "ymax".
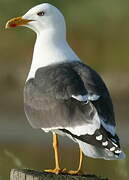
[
  {"xmin": 76, "ymin": 139, "xmax": 125, "ymax": 160},
  {"xmin": 76, "ymin": 127, "xmax": 126, "ymax": 160},
  {"xmin": 60, "ymin": 126, "xmax": 125, "ymax": 160}
]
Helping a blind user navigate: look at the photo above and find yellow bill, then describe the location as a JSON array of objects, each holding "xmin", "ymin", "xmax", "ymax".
[{"xmin": 5, "ymin": 17, "xmax": 32, "ymax": 29}]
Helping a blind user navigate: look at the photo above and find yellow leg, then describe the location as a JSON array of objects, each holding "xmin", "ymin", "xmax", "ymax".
[
  {"xmin": 53, "ymin": 133, "xmax": 61, "ymax": 171},
  {"xmin": 44, "ymin": 134, "xmax": 84, "ymax": 175},
  {"xmin": 63, "ymin": 148, "xmax": 84, "ymax": 175},
  {"xmin": 77, "ymin": 148, "xmax": 83, "ymax": 172},
  {"xmin": 44, "ymin": 133, "xmax": 63, "ymax": 174}
]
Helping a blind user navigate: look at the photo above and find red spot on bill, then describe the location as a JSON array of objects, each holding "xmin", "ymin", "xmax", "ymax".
[{"xmin": 10, "ymin": 23, "xmax": 17, "ymax": 27}]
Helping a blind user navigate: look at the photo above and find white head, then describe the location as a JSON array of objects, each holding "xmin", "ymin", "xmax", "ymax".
[
  {"xmin": 6, "ymin": 3, "xmax": 80, "ymax": 79},
  {"xmin": 6, "ymin": 3, "xmax": 66, "ymax": 37},
  {"xmin": 23, "ymin": 3, "xmax": 66, "ymax": 36}
]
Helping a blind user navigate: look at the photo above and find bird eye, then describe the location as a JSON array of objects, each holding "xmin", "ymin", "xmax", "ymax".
[{"xmin": 37, "ymin": 11, "xmax": 45, "ymax": 16}]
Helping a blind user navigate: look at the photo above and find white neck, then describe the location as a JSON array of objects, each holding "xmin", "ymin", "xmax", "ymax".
[{"xmin": 27, "ymin": 29, "xmax": 80, "ymax": 80}]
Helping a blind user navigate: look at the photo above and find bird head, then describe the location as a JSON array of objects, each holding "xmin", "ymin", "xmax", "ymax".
[{"xmin": 5, "ymin": 3, "xmax": 66, "ymax": 35}]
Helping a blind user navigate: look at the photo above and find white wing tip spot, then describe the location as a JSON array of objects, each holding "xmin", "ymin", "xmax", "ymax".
[
  {"xmin": 102, "ymin": 141, "xmax": 108, "ymax": 146},
  {"xmin": 96, "ymin": 135, "xmax": 103, "ymax": 141},
  {"xmin": 110, "ymin": 147, "xmax": 115, "ymax": 151},
  {"xmin": 115, "ymin": 150, "xmax": 121, "ymax": 154}
]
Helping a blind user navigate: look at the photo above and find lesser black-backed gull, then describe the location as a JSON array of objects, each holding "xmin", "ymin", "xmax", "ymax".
[{"xmin": 6, "ymin": 3, "xmax": 125, "ymax": 175}]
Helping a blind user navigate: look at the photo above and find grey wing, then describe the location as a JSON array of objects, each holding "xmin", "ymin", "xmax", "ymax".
[
  {"xmin": 24, "ymin": 62, "xmax": 124, "ymax": 160},
  {"xmin": 63, "ymin": 62, "xmax": 123, "ymax": 159},
  {"xmin": 24, "ymin": 63, "xmax": 100, "ymax": 133},
  {"xmin": 72, "ymin": 62, "xmax": 116, "ymax": 135}
]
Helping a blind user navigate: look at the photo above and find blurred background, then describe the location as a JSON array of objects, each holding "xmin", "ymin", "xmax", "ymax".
[{"xmin": 0, "ymin": 0, "xmax": 129, "ymax": 179}]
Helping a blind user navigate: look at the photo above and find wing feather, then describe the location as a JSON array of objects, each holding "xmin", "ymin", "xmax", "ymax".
[{"xmin": 24, "ymin": 62, "xmax": 116, "ymax": 136}]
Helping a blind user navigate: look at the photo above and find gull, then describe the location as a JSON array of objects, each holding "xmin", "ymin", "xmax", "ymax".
[{"xmin": 6, "ymin": 3, "xmax": 125, "ymax": 175}]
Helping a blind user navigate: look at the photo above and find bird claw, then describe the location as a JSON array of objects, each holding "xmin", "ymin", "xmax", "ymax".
[
  {"xmin": 44, "ymin": 168, "xmax": 83, "ymax": 175},
  {"xmin": 62, "ymin": 169, "xmax": 83, "ymax": 175},
  {"xmin": 44, "ymin": 168, "xmax": 66, "ymax": 174}
]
